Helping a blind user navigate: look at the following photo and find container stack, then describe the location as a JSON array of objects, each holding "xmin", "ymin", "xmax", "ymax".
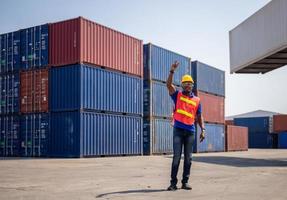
[
  {"xmin": 234, "ymin": 117, "xmax": 277, "ymax": 148},
  {"xmin": 143, "ymin": 43, "xmax": 190, "ymax": 155},
  {"xmin": 191, "ymin": 61, "xmax": 225, "ymax": 153},
  {"xmin": 48, "ymin": 17, "xmax": 143, "ymax": 157},
  {"xmin": 0, "ymin": 31, "xmax": 21, "ymax": 156},
  {"xmin": 272, "ymin": 114, "xmax": 287, "ymax": 149},
  {"xmin": 19, "ymin": 24, "xmax": 50, "ymax": 157}
]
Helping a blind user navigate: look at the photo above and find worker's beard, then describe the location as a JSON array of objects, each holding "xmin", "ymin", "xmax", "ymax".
[{"xmin": 182, "ymin": 85, "xmax": 192, "ymax": 94}]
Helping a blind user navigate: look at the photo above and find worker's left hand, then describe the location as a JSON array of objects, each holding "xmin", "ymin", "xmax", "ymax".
[{"xmin": 200, "ymin": 129, "xmax": 205, "ymax": 143}]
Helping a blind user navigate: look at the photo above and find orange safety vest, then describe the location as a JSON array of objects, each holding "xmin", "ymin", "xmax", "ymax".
[{"xmin": 173, "ymin": 91, "xmax": 200, "ymax": 125}]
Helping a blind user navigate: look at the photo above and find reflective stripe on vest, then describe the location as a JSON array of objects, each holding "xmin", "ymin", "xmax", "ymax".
[
  {"xmin": 176, "ymin": 109, "xmax": 194, "ymax": 118},
  {"xmin": 179, "ymin": 96, "xmax": 197, "ymax": 106}
]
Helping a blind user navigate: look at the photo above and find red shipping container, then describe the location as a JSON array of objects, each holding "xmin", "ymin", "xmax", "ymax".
[
  {"xmin": 49, "ymin": 17, "xmax": 143, "ymax": 77},
  {"xmin": 273, "ymin": 115, "xmax": 287, "ymax": 133},
  {"xmin": 225, "ymin": 120, "xmax": 234, "ymax": 126},
  {"xmin": 196, "ymin": 91, "xmax": 225, "ymax": 124},
  {"xmin": 20, "ymin": 69, "xmax": 49, "ymax": 113},
  {"xmin": 226, "ymin": 125, "xmax": 248, "ymax": 151}
]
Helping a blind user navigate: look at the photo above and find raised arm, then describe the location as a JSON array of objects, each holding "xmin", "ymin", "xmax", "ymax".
[{"xmin": 166, "ymin": 61, "xmax": 179, "ymax": 95}]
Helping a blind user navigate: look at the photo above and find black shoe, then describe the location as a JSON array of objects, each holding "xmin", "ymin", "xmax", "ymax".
[
  {"xmin": 181, "ymin": 183, "xmax": 192, "ymax": 190},
  {"xmin": 167, "ymin": 184, "xmax": 178, "ymax": 191}
]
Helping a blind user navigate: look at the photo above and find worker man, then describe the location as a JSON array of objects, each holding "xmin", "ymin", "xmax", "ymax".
[{"xmin": 166, "ymin": 61, "xmax": 205, "ymax": 191}]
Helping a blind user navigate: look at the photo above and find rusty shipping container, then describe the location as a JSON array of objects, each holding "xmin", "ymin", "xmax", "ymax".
[
  {"xmin": 20, "ymin": 68, "xmax": 48, "ymax": 113},
  {"xmin": 49, "ymin": 17, "xmax": 143, "ymax": 77},
  {"xmin": 225, "ymin": 120, "xmax": 234, "ymax": 126},
  {"xmin": 273, "ymin": 115, "xmax": 287, "ymax": 133},
  {"xmin": 196, "ymin": 91, "xmax": 225, "ymax": 124},
  {"xmin": 225, "ymin": 125, "xmax": 248, "ymax": 152}
]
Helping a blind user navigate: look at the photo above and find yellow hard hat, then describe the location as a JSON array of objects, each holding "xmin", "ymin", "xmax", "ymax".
[{"xmin": 181, "ymin": 74, "xmax": 194, "ymax": 83}]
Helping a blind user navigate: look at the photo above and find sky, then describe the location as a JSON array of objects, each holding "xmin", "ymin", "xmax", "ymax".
[{"xmin": 1, "ymin": 0, "xmax": 286, "ymax": 116}]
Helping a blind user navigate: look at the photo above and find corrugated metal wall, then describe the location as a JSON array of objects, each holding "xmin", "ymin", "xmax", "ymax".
[
  {"xmin": 20, "ymin": 69, "xmax": 49, "ymax": 113},
  {"xmin": 278, "ymin": 132, "xmax": 287, "ymax": 149},
  {"xmin": 194, "ymin": 123, "xmax": 225, "ymax": 153},
  {"xmin": 0, "ymin": 115, "xmax": 20, "ymax": 156},
  {"xmin": 0, "ymin": 73, "xmax": 20, "ymax": 114},
  {"xmin": 234, "ymin": 117, "xmax": 275, "ymax": 148},
  {"xmin": 143, "ymin": 43, "xmax": 191, "ymax": 86},
  {"xmin": 229, "ymin": 0, "xmax": 287, "ymax": 73},
  {"xmin": 197, "ymin": 91, "xmax": 225, "ymax": 124},
  {"xmin": 20, "ymin": 24, "xmax": 49, "ymax": 69},
  {"xmin": 20, "ymin": 113, "xmax": 49, "ymax": 157},
  {"xmin": 0, "ymin": 31, "xmax": 21, "ymax": 74},
  {"xmin": 143, "ymin": 80, "xmax": 180, "ymax": 118},
  {"xmin": 50, "ymin": 111, "xmax": 142, "ymax": 157},
  {"xmin": 50, "ymin": 64, "xmax": 143, "ymax": 115},
  {"xmin": 143, "ymin": 117, "xmax": 173, "ymax": 155},
  {"xmin": 273, "ymin": 115, "xmax": 287, "ymax": 133},
  {"xmin": 191, "ymin": 61, "xmax": 225, "ymax": 97},
  {"xmin": 49, "ymin": 17, "xmax": 143, "ymax": 77},
  {"xmin": 225, "ymin": 125, "xmax": 248, "ymax": 151}
]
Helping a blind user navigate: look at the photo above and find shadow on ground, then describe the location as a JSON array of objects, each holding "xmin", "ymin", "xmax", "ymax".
[
  {"xmin": 192, "ymin": 156, "xmax": 287, "ymax": 167},
  {"xmin": 96, "ymin": 189, "xmax": 167, "ymax": 198}
]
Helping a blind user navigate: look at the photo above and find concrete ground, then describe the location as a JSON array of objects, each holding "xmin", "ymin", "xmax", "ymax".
[{"xmin": 0, "ymin": 149, "xmax": 287, "ymax": 200}]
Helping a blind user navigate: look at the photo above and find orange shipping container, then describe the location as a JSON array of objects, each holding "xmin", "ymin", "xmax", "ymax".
[
  {"xmin": 49, "ymin": 17, "xmax": 143, "ymax": 77},
  {"xmin": 226, "ymin": 125, "xmax": 248, "ymax": 151},
  {"xmin": 20, "ymin": 69, "xmax": 49, "ymax": 113},
  {"xmin": 273, "ymin": 114, "xmax": 287, "ymax": 133},
  {"xmin": 196, "ymin": 91, "xmax": 225, "ymax": 124}
]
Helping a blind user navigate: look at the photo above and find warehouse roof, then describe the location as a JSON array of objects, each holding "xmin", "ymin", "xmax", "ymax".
[{"xmin": 226, "ymin": 110, "xmax": 281, "ymax": 120}]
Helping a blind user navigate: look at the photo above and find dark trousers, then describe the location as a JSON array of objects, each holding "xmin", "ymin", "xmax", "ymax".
[{"xmin": 170, "ymin": 127, "xmax": 195, "ymax": 185}]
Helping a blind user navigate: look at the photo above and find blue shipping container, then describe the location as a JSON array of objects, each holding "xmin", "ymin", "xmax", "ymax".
[
  {"xmin": 0, "ymin": 31, "xmax": 21, "ymax": 74},
  {"xmin": 50, "ymin": 111, "xmax": 143, "ymax": 157},
  {"xmin": 234, "ymin": 117, "xmax": 272, "ymax": 133},
  {"xmin": 143, "ymin": 117, "xmax": 173, "ymax": 155},
  {"xmin": 20, "ymin": 113, "xmax": 49, "ymax": 157},
  {"xmin": 278, "ymin": 132, "xmax": 287, "ymax": 149},
  {"xmin": 20, "ymin": 24, "xmax": 49, "ymax": 69},
  {"xmin": 143, "ymin": 43, "xmax": 191, "ymax": 86},
  {"xmin": 144, "ymin": 80, "xmax": 180, "ymax": 118},
  {"xmin": 0, "ymin": 115, "xmax": 20, "ymax": 156},
  {"xmin": 194, "ymin": 123, "xmax": 225, "ymax": 153},
  {"xmin": 248, "ymin": 132, "xmax": 273, "ymax": 148},
  {"xmin": 191, "ymin": 61, "xmax": 225, "ymax": 97},
  {"xmin": 50, "ymin": 64, "xmax": 143, "ymax": 115},
  {"xmin": 0, "ymin": 73, "xmax": 20, "ymax": 114}
]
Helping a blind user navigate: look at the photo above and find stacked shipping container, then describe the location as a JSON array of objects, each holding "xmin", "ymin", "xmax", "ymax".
[
  {"xmin": 191, "ymin": 61, "xmax": 225, "ymax": 153},
  {"xmin": 19, "ymin": 24, "xmax": 50, "ymax": 157},
  {"xmin": 234, "ymin": 117, "xmax": 277, "ymax": 148},
  {"xmin": 143, "ymin": 43, "xmax": 191, "ymax": 155},
  {"xmin": 48, "ymin": 17, "xmax": 143, "ymax": 157},
  {"xmin": 0, "ymin": 31, "xmax": 21, "ymax": 156},
  {"xmin": 0, "ymin": 17, "xmax": 144, "ymax": 157}
]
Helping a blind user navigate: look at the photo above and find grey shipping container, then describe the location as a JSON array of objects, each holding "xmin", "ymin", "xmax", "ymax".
[
  {"xmin": 191, "ymin": 61, "xmax": 225, "ymax": 97},
  {"xmin": 50, "ymin": 111, "xmax": 143, "ymax": 157},
  {"xmin": 143, "ymin": 43, "xmax": 191, "ymax": 86},
  {"xmin": 50, "ymin": 64, "xmax": 143, "ymax": 115},
  {"xmin": 229, "ymin": 0, "xmax": 287, "ymax": 73},
  {"xmin": 143, "ymin": 117, "xmax": 173, "ymax": 155}
]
